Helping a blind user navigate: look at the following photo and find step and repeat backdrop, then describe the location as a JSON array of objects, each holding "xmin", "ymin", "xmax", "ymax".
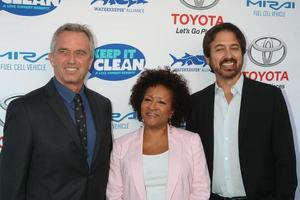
[{"xmin": 0, "ymin": 0, "xmax": 299, "ymax": 197}]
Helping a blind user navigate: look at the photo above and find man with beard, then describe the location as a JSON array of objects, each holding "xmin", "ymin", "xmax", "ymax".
[{"xmin": 186, "ymin": 22, "xmax": 297, "ymax": 200}]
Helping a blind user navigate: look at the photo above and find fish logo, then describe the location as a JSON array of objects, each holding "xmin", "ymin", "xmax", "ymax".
[
  {"xmin": 91, "ymin": 0, "xmax": 148, "ymax": 7},
  {"xmin": 170, "ymin": 53, "xmax": 207, "ymax": 67}
]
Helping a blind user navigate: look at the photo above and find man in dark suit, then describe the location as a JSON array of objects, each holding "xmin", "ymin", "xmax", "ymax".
[
  {"xmin": 186, "ymin": 22, "xmax": 297, "ymax": 200},
  {"xmin": 0, "ymin": 23, "xmax": 112, "ymax": 200}
]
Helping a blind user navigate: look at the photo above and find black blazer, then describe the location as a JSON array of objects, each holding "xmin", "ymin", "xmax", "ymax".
[
  {"xmin": 0, "ymin": 80, "xmax": 112, "ymax": 200},
  {"xmin": 186, "ymin": 77, "xmax": 297, "ymax": 200}
]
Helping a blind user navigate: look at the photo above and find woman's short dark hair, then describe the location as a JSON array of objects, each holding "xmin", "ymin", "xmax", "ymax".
[
  {"xmin": 130, "ymin": 67, "xmax": 190, "ymax": 127},
  {"xmin": 203, "ymin": 22, "xmax": 246, "ymax": 58}
]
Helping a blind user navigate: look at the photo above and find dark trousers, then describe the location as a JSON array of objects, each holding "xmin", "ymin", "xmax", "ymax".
[{"xmin": 211, "ymin": 193, "xmax": 247, "ymax": 200}]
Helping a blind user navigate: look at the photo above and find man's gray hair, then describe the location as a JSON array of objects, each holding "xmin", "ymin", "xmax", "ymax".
[{"xmin": 50, "ymin": 23, "xmax": 95, "ymax": 57}]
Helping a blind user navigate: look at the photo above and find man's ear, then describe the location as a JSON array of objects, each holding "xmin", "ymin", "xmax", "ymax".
[
  {"xmin": 205, "ymin": 56, "xmax": 215, "ymax": 73},
  {"xmin": 48, "ymin": 53, "xmax": 53, "ymax": 65},
  {"xmin": 89, "ymin": 56, "xmax": 94, "ymax": 69},
  {"xmin": 205, "ymin": 56, "xmax": 210, "ymax": 65}
]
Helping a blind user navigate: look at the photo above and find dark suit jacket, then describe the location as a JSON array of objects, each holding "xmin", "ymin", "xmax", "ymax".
[
  {"xmin": 0, "ymin": 80, "xmax": 112, "ymax": 200},
  {"xmin": 186, "ymin": 77, "xmax": 297, "ymax": 200}
]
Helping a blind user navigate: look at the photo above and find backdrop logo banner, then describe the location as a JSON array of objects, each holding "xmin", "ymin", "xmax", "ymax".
[
  {"xmin": 169, "ymin": 52, "xmax": 210, "ymax": 72},
  {"xmin": 91, "ymin": 0, "xmax": 148, "ymax": 7},
  {"xmin": 180, "ymin": 0, "xmax": 220, "ymax": 10},
  {"xmin": 89, "ymin": 43, "xmax": 146, "ymax": 81},
  {"xmin": 0, "ymin": 51, "xmax": 49, "ymax": 72},
  {"xmin": 0, "ymin": 94, "xmax": 22, "ymax": 127},
  {"xmin": 248, "ymin": 36, "xmax": 287, "ymax": 67},
  {"xmin": 0, "ymin": 94, "xmax": 22, "ymax": 150},
  {"xmin": 91, "ymin": 0, "xmax": 148, "ymax": 13},
  {"xmin": 112, "ymin": 111, "xmax": 138, "ymax": 130},
  {"xmin": 0, "ymin": 51, "xmax": 48, "ymax": 63},
  {"xmin": 171, "ymin": 13, "xmax": 224, "ymax": 35},
  {"xmin": 245, "ymin": 36, "xmax": 289, "ymax": 88},
  {"xmin": 246, "ymin": 0, "xmax": 296, "ymax": 17},
  {"xmin": 246, "ymin": 0, "xmax": 295, "ymax": 10},
  {"xmin": 0, "ymin": 0, "xmax": 62, "ymax": 16}
]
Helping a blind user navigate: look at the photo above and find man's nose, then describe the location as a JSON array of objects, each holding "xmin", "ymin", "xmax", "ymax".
[
  {"xmin": 224, "ymin": 48, "xmax": 233, "ymax": 59},
  {"xmin": 67, "ymin": 52, "xmax": 76, "ymax": 63}
]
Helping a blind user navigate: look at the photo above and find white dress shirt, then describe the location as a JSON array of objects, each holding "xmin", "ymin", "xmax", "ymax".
[{"xmin": 212, "ymin": 75, "xmax": 246, "ymax": 197}]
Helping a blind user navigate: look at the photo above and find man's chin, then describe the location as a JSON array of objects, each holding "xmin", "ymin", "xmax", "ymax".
[{"xmin": 220, "ymin": 71, "xmax": 240, "ymax": 79}]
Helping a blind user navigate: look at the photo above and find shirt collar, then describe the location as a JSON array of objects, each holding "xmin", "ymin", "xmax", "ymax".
[
  {"xmin": 52, "ymin": 77, "xmax": 85, "ymax": 104},
  {"xmin": 215, "ymin": 75, "xmax": 244, "ymax": 96}
]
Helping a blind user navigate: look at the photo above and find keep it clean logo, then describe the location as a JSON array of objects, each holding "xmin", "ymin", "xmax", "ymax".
[
  {"xmin": 0, "ymin": 0, "xmax": 62, "ymax": 16},
  {"xmin": 89, "ymin": 43, "xmax": 146, "ymax": 81}
]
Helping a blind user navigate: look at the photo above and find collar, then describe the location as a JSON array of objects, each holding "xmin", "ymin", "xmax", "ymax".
[
  {"xmin": 214, "ymin": 75, "xmax": 244, "ymax": 96},
  {"xmin": 52, "ymin": 77, "xmax": 85, "ymax": 104}
]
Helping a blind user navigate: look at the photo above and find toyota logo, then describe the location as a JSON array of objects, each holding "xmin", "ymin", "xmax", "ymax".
[
  {"xmin": 0, "ymin": 94, "xmax": 22, "ymax": 149},
  {"xmin": 0, "ymin": 94, "xmax": 23, "ymax": 127},
  {"xmin": 180, "ymin": 0, "xmax": 220, "ymax": 10},
  {"xmin": 248, "ymin": 36, "xmax": 287, "ymax": 67}
]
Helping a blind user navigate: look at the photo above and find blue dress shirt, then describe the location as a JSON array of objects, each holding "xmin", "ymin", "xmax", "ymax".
[{"xmin": 52, "ymin": 77, "xmax": 96, "ymax": 168}]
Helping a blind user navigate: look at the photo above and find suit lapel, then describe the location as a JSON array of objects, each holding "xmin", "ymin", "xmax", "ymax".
[
  {"xmin": 44, "ymin": 81, "xmax": 85, "ymax": 155},
  {"xmin": 166, "ymin": 126, "xmax": 181, "ymax": 200},
  {"xmin": 85, "ymin": 89, "xmax": 104, "ymax": 167},
  {"xmin": 206, "ymin": 84, "xmax": 216, "ymax": 178},
  {"xmin": 131, "ymin": 128, "xmax": 147, "ymax": 200},
  {"xmin": 238, "ymin": 77, "xmax": 251, "ymax": 148}
]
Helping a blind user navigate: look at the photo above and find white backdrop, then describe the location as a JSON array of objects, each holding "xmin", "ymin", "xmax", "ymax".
[{"xmin": 0, "ymin": 0, "xmax": 299, "ymax": 198}]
